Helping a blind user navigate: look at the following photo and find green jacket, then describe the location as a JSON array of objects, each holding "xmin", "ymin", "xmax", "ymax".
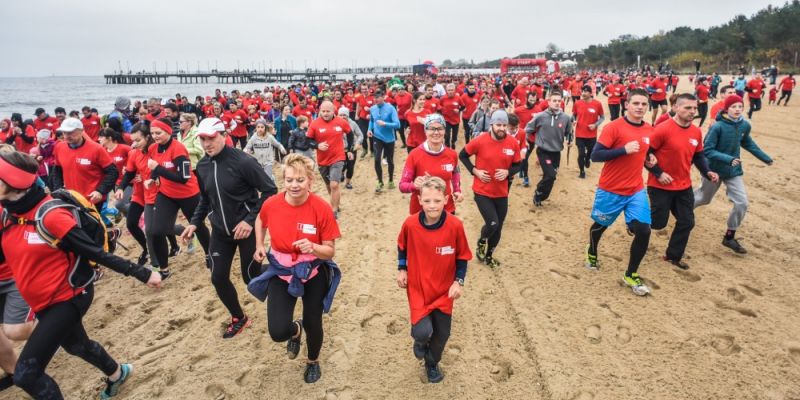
[
  {"xmin": 703, "ymin": 113, "xmax": 772, "ymax": 179},
  {"xmin": 178, "ymin": 126, "xmax": 204, "ymax": 168}
]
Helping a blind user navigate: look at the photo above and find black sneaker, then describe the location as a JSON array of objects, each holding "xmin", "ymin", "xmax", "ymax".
[
  {"xmin": 663, "ymin": 255, "xmax": 689, "ymax": 270},
  {"xmin": 222, "ymin": 315, "xmax": 252, "ymax": 339},
  {"xmin": 345, "ymin": 183, "xmax": 353, "ymax": 190},
  {"xmin": 579, "ymin": 171, "xmax": 586, "ymax": 179},
  {"xmin": 585, "ymin": 159, "xmax": 591, "ymax": 169},
  {"xmin": 169, "ymin": 246, "xmax": 182, "ymax": 258},
  {"xmin": 476, "ymin": 239, "xmax": 488, "ymax": 262},
  {"xmin": 722, "ymin": 238, "xmax": 747, "ymax": 254},
  {"xmin": 136, "ymin": 252, "xmax": 149, "ymax": 266},
  {"xmin": 205, "ymin": 255, "xmax": 213, "ymax": 270},
  {"xmin": 425, "ymin": 363, "xmax": 444, "ymax": 383},
  {"xmin": 159, "ymin": 269, "xmax": 172, "ymax": 281},
  {"xmin": 304, "ymin": 362, "xmax": 321, "ymax": 384},
  {"xmin": 287, "ymin": 319, "xmax": 303, "ymax": 360},
  {"xmin": 533, "ymin": 197, "xmax": 543, "ymax": 207},
  {"xmin": 413, "ymin": 342, "xmax": 427, "ymax": 360}
]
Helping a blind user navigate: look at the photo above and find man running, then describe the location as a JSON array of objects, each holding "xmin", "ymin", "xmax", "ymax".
[
  {"xmin": 307, "ymin": 101, "xmax": 352, "ymax": 217},
  {"xmin": 745, "ymin": 74, "xmax": 766, "ymax": 119},
  {"xmin": 52, "ymin": 118, "xmax": 118, "ymax": 205},
  {"xmin": 776, "ymin": 73, "xmax": 796, "ymax": 106},
  {"xmin": 525, "ymin": 91, "xmax": 573, "ymax": 206},
  {"xmin": 646, "ymin": 94, "xmax": 719, "ymax": 269},
  {"xmin": 584, "ymin": 89, "xmax": 656, "ymax": 296},
  {"xmin": 367, "ymin": 89, "xmax": 400, "ymax": 192},
  {"xmin": 572, "ymin": 86, "xmax": 605, "ymax": 179},
  {"xmin": 648, "ymin": 73, "xmax": 668, "ymax": 125},
  {"xmin": 439, "ymin": 84, "xmax": 464, "ymax": 149},
  {"xmin": 603, "ymin": 76, "xmax": 626, "ymax": 121}
]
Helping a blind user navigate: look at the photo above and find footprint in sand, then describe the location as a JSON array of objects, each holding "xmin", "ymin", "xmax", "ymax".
[
  {"xmin": 726, "ymin": 288, "xmax": 746, "ymax": 303},
  {"xmin": 360, "ymin": 313, "xmax": 382, "ymax": 329},
  {"xmin": 585, "ymin": 325, "xmax": 602, "ymax": 344},
  {"xmin": 642, "ymin": 277, "xmax": 661, "ymax": 290},
  {"xmin": 710, "ymin": 335, "xmax": 741, "ymax": 356},
  {"xmin": 570, "ymin": 391, "xmax": 595, "ymax": 400},
  {"xmin": 480, "ymin": 356, "xmax": 513, "ymax": 382},
  {"xmin": 713, "ymin": 300, "xmax": 758, "ymax": 318},
  {"xmin": 672, "ymin": 268, "xmax": 701, "ymax": 282},
  {"xmin": 520, "ymin": 287, "xmax": 536, "ymax": 298},
  {"xmin": 740, "ymin": 284, "xmax": 763, "ymax": 297},
  {"xmin": 616, "ymin": 326, "xmax": 632, "ymax": 344},
  {"xmin": 598, "ymin": 303, "xmax": 621, "ymax": 319},
  {"xmin": 386, "ymin": 318, "xmax": 405, "ymax": 335},
  {"xmin": 550, "ymin": 269, "xmax": 580, "ymax": 280},
  {"xmin": 356, "ymin": 294, "xmax": 370, "ymax": 307},
  {"xmin": 788, "ymin": 347, "xmax": 800, "ymax": 365},
  {"xmin": 750, "ymin": 242, "xmax": 771, "ymax": 253},
  {"xmin": 204, "ymin": 384, "xmax": 228, "ymax": 400},
  {"xmin": 447, "ymin": 344, "xmax": 462, "ymax": 357}
]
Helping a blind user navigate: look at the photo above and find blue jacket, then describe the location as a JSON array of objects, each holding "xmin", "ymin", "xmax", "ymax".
[
  {"xmin": 247, "ymin": 252, "xmax": 341, "ymax": 314},
  {"xmin": 704, "ymin": 113, "xmax": 772, "ymax": 179},
  {"xmin": 367, "ymin": 103, "xmax": 400, "ymax": 143},
  {"xmin": 273, "ymin": 116, "xmax": 297, "ymax": 143}
]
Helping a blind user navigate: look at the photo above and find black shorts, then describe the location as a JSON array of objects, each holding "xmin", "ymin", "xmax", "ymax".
[{"xmin": 650, "ymin": 99, "xmax": 667, "ymax": 107}]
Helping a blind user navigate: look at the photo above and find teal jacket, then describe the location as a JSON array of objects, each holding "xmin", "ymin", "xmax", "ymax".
[{"xmin": 703, "ymin": 113, "xmax": 772, "ymax": 179}]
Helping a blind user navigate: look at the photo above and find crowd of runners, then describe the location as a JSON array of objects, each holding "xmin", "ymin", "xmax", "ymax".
[{"xmin": 0, "ymin": 66, "xmax": 792, "ymax": 397}]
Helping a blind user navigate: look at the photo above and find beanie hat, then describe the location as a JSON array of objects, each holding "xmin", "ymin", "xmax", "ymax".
[
  {"xmin": 724, "ymin": 95, "xmax": 743, "ymax": 111},
  {"xmin": 423, "ymin": 113, "xmax": 445, "ymax": 129},
  {"xmin": 490, "ymin": 110, "xmax": 509, "ymax": 125}
]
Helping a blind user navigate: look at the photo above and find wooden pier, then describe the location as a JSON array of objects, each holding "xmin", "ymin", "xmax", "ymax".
[{"xmin": 104, "ymin": 67, "xmax": 413, "ymax": 85}]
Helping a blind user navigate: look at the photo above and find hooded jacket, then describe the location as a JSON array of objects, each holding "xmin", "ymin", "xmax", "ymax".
[{"xmin": 703, "ymin": 113, "xmax": 772, "ymax": 179}]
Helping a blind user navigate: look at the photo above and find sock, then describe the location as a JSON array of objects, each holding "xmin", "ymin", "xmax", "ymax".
[{"xmin": 725, "ymin": 229, "xmax": 736, "ymax": 240}]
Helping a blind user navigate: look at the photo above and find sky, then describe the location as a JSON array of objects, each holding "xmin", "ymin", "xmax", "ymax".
[{"xmin": 0, "ymin": 0, "xmax": 779, "ymax": 77}]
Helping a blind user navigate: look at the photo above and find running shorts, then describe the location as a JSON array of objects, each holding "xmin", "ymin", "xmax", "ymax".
[
  {"xmin": 318, "ymin": 161, "xmax": 345, "ymax": 185},
  {"xmin": 0, "ymin": 280, "xmax": 34, "ymax": 325},
  {"xmin": 591, "ymin": 188, "xmax": 651, "ymax": 227},
  {"xmin": 649, "ymin": 99, "xmax": 667, "ymax": 107}
]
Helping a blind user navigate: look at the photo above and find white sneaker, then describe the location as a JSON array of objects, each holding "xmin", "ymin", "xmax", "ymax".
[{"xmin": 622, "ymin": 273, "xmax": 651, "ymax": 296}]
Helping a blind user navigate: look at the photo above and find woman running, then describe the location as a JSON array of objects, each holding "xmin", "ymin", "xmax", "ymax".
[
  {"xmin": 458, "ymin": 110, "xmax": 521, "ymax": 268},
  {"xmin": 146, "ymin": 119, "xmax": 210, "ymax": 278},
  {"xmin": 404, "ymin": 92, "xmax": 431, "ymax": 153},
  {"xmin": 399, "ymin": 114, "xmax": 462, "ymax": 215},
  {"xmin": 251, "ymin": 154, "xmax": 342, "ymax": 383},
  {"xmin": 0, "ymin": 150, "xmax": 161, "ymax": 399},
  {"xmin": 397, "ymin": 176, "xmax": 471, "ymax": 383},
  {"xmin": 181, "ymin": 118, "xmax": 277, "ymax": 339}
]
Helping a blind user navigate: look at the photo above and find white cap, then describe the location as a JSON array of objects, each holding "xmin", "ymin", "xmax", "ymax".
[
  {"xmin": 338, "ymin": 106, "xmax": 349, "ymax": 115},
  {"xmin": 57, "ymin": 117, "xmax": 83, "ymax": 133},
  {"xmin": 196, "ymin": 118, "xmax": 226, "ymax": 138}
]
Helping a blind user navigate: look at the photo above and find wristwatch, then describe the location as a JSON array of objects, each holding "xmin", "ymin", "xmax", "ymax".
[{"xmin": 455, "ymin": 278, "xmax": 464, "ymax": 287}]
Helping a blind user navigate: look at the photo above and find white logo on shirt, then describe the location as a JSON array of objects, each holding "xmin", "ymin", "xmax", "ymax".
[
  {"xmin": 503, "ymin": 149, "xmax": 514, "ymax": 156},
  {"xmin": 319, "ymin": 128, "xmax": 327, "ymax": 133},
  {"xmin": 77, "ymin": 158, "xmax": 91, "ymax": 165},
  {"xmin": 642, "ymin": 137, "xmax": 650, "ymax": 145},
  {"xmin": 435, "ymin": 246, "xmax": 455, "ymax": 255},
  {"xmin": 298, "ymin": 223, "xmax": 317, "ymax": 235},
  {"xmin": 114, "ymin": 156, "xmax": 124, "ymax": 162},
  {"xmin": 689, "ymin": 138, "xmax": 698, "ymax": 146},
  {"xmin": 334, "ymin": 126, "xmax": 342, "ymax": 132},
  {"xmin": 442, "ymin": 163, "xmax": 454, "ymax": 172},
  {"xmin": 589, "ymin": 108, "xmax": 596, "ymax": 113},
  {"xmin": 163, "ymin": 161, "xmax": 174, "ymax": 168},
  {"xmin": 25, "ymin": 231, "xmax": 46, "ymax": 245}
]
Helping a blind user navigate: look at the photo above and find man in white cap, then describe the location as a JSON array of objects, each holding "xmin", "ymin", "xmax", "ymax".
[{"xmin": 52, "ymin": 118, "xmax": 118, "ymax": 205}]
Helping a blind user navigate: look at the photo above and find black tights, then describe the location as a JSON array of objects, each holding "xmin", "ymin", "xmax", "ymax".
[
  {"xmin": 373, "ymin": 139, "xmax": 395, "ymax": 184},
  {"xmin": 576, "ymin": 138, "xmax": 596, "ymax": 173},
  {"xmin": 267, "ymin": 269, "xmax": 328, "ymax": 361},
  {"xmin": 474, "ymin": 194, "xmax": 508, "ymax": 258},
  {"xmin": 208, "ymin": 229, "xmax": 261, "ymax": 319},
  {"xmin": 126, "ymin": 202, "xmax": 147, "ymax": 254},
  {"xmin": 143, "ymin": 204, "xmax": 179, "ymax": 268},
  {"xmin": 588, "ymin": 220, "xmax": 651, "ymax": 275},
  {"xmin": 411, "ymin": 310, "xmax": 452, "ymax": 366},
  {"xmin": 520, "ymin": 140, "xmax": 535, "ymax": 179},
  {"xmin": 151, "ymin": 193, "xmax": 210, "ymax": 270},
  {"xmin": 14, "ymin": 286, "xmax": 118, "ymax": 400}
]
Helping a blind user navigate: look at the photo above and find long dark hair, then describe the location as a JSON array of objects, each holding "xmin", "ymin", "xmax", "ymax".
[{"xmin": 130, "ymin": 122, "xmax": 154, "ymax": 149}]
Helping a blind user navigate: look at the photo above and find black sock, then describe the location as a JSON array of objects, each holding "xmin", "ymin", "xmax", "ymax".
[{"xmin": 725, "ymin": 229, "xmax": 736, "ymax": 240}]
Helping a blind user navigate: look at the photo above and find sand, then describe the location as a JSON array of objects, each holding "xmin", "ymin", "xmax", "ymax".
[{"xmin": 3, "ymin": 79, "xmax": 799, "ymax": 400}]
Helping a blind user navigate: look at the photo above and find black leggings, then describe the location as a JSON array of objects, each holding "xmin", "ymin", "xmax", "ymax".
[
  {"xmin": 151, "ymin": 193, "xmax": 210, "ymax": 270},
  {"xmin": 208, "ymin": 229, "xmax": 261, "ymax": 319},
  {"xmin": 357, "ymin": 119, "xmax": 372, "ymax": 154},
  {"xmin": 373, "ymin": 139, "xmax": 395, "ymax": 184},
  {"xmin": 474, "ymin": 194, "xmax": 508, "ymax": 258},
  {"xmin": 445, "ymin": 122, "xmax": 459, "ymax": 149},
  {"xmin": 232, "ymin": 135, "xmax": 248, "ymax": 150},
  {"xmin": 126, "ymin": 201, "xmax": 148, "ymax": 254},
  {"xmin": 344, "ymin": 151, "xmax": 357, "ymax": 180},
  {"xmin": 649, "ymin": 187, "xmax": 695, "ymax": 261},
  {"xmin": 143, "ymin": 204, "xmax": 179, "ymax": 268},
  {"xmin": 461, "ymin": 118, "xmax": 472, "ymax": 144},
  {"xmin": 411, "ymin": 309, "xmax": 452, "ymax": 366},
  {"xmin": 267, "ymin": 269, "xmax": 328, "ymax": 360},
  {"xmin": 777, "ymin": 90, "xmax": 792, "ymax": 105},
  {"xmin": 14, "ymin": 285, "xmax": 118, "ymax": 400},
  {"xmin": 697, "ymin": 102, "xmax": 709, "ymax": 127},
  {"xmin": 535, "ymin": 148, "xmax": 561, "ymax": 202},
  {"xmin": 747, "ymin": 98, "xmax": 761, "ymax": 119},
  {"xmin": 588, "ymin": 220, "xmax": 651, "ymax": 275},
  {"xmin": 609, "ymin": 104, "xmax": 621, "ymax": 121},
  {"xmin": 398, "ymin": 120, "xmax": 408, "ymax": 146},
  {"xmin": 575, "ymin": 138, "xmax": 596, "ymax": 173},
  {"xmin": 520, "ymin": 140, "xmax": 535, "ymax": 179}
]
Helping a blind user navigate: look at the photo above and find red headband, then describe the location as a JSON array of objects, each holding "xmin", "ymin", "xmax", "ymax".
[
  {"xmin": 150, "ymin": 119, "xmax": 173, "ymax": 135},
  {"xmin": 0, "ymin": 156, "xmax": 37, "ymax": 189}
]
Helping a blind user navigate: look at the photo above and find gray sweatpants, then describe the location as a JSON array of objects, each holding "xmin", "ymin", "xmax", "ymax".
[{"xmin": 693, "ymin": 175, "xmax": 749, "ymax": 230}]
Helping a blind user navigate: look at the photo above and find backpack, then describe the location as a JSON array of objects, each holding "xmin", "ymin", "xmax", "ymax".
[{"xmin": 1, "ymin": 189, "xmax": 111, "ymax": 289}]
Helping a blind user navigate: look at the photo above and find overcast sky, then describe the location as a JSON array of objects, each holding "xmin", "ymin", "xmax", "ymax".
[{"xmin": 0, "ymin": 0, "xmax": 778, "ymax": 77}]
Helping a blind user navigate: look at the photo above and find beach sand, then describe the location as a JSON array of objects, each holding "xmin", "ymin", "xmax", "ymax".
[{"xmin": 3, "ymin": 79, "xmax": 798, "ymax": 400}]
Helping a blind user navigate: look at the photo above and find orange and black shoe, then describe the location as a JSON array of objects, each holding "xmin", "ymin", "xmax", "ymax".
[{"xmin": 222, "ymin": 315, "xmax": 252, "ymax": 339}]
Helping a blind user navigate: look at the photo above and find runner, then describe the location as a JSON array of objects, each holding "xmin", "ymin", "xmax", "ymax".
[
  {"xmin": 693, "ymin": 95, "xmax": 773, "ymax": 254},
  {"xmin": 458, "ymin": 110, "xmax": 521, "ymax": 268},
  {"xmin": 460, "ymin": 81, "xmax": 481, "ymax": 144},
  {"xmin": 399, "ymin": 114, "xmax": 462, "ymax": 215},
  {"xmin": 404, "ymin": 92, "xmax": 431, "ymax": 153},
  {"xmin": 571, "ymin": 86, "xmax": 604, "ymax": 179},
  {"xmin": 709, "ymin": 85, "xmax": 736, "ymax": 126},
  {"xmin": 525, "ymin": 91, "xmax": 573, "ymax": 206},
  {"xmin": 439, "ymin": 84, "xmax": 464, "ymax": 149},
  {"xmin": 604, "ymin": 76, "xmax": 626, "ymax": 121},
  {"xmin": 52, "ymin": 118, "xmax": 118, "ymax": 207},
  {"xmin": 243, "ymin": 119, "xmax": 287, "ymax": 182},
  {"xmin": 146, "ymin": 118, "xmax": 210, "ymax": 278},
  {"xmin": 355, "ymin": 85, "xmax": 375, "ymax": 158},
  {"xmin": 648, "ymin": 72, "xmax": 669, "ymax": 125},
  {"xmin": 306, "ymin": 101, "xmax": 352, "ymax": 217},
  {"xmin": 181, "ymin": 118, "xmax": 277, "ymax": 338},
  {"xmin": 396, "ymin": 176, "xmax": 471, "ymax": 383},
  {"xmin": 250, "ymin": 153, "xmax": 342, "ymax": 384},
  {"xmin": 0, "ymin": 150, "xmax": 161, "ymax": 399},
  {"xmin": 367, "ymin": 89, "xmax": 400, "ymax": 192},
  {"xmin": 176, "ymin": 113, "xmax": 203, "ymax": 172},
  {"xmin": 646, "ymin": 94, "xmax": 719, "ymax": 269},
  {"xmin": 745, "ymin": 74, "xmax": 766, "ymax": 119},
  {"xmin": 695, "ymin": 77, "xmax": 711, "ymax": 127},
  {"xmin": 776, "ymin": 73, "xmax": 795, "ymax": 105},
  {"xmin": 394, "ymin": 85, "xmax": 413, "ymax": 148},
  {"xmin": 584, "ymin": 88, "xmax": 656, "ymax": 296},
  {"xmin": 337, "ymin": 107, "xmax": 364, "ymax": 191}
]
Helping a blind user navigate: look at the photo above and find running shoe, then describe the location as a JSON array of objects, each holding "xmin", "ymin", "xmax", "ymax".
[
  {"xmin": 722, "ymin": 238, "xmax": 747, "ymax": 254},
  {"xmin": 345, "ymin": 183, "xmax": 353, "ymax": 190},
  {"xmin": 375, "ymin": 182, "xmax": 384, "ymax": 193},
  {"xmin": 223, "ymin": 315, "xmax": 252, "ymax": 339},
  {"xmin": 579, "ymin": 171, "xmax": 586, "ymax": 179},
  {"xmin": 585, "ymin": 159, "xmax": 591, "ymax": 169},
  {"xmin": 622, "ymin": 273, "xmax": 651, "ymax": 296},
  {"xmin": 413, "ymin": 341, "xmax": 427, "ymax": 360},
  {"xmin": 100, "ymin": 363, "xmax": 133, "ymax": 399},
  {"xmin": 476, "ymin": 239, "xmax": 488, "ymax": 262},
  {"xmin": 169, "ymin": 246, "xmax": 182, "ymax": 258},
  {"xmin": 387, "ymin": 181, "xmax": 396, "ymax": 190},
  {"xmin": 425, "ymin": 363, "xmax": 444, "ymax": 383},
  {"xmin": 585, "ymin": 245, "xmax": 599, "ymax": 271},
  {"xmin": 159, "ymin": 269, "xmax": 172, "ymax": 281},
  {"xmin": 186, "ymin": 239, "xmax": 197, "ymax": 255},
  {"xmin": 304, "ymin": 362, "xmax": 321, "ymax": 384},
  {"xmin": 107, "ymin": 227, "xmax": 122, "ymax": 254},
  {"xmin": 287, "ymin": 319, "xmax": 303, "ymax": 360},
  {"xmin": 663, "ymin": 255, "xmax": 689, "ymax": 270},
  {"xmin": 484, "ymin": 256, "xmax": 501, "ymax": 269},
  {"xmin": 334, "ymin": 211, "xmax": 339, "ymax": 220},
  {"xmin": 382, "ymin": 158, "xmax": 388, "ymax": 165},
  {"xmin": 533, "ymin": 197, "xmax": 543, "ymax": 207},
  {"xmin": 523, "ymin": 177, "xmax": 530, "ymax": 187},
  {"xmin": 136, "ymin": 252, "xmax": 148, "ymax": 266}
]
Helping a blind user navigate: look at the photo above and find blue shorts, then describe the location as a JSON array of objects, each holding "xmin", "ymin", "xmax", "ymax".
[{"xmin": 591, "ymin": 188, "xmax": 651, "ymax": 227}]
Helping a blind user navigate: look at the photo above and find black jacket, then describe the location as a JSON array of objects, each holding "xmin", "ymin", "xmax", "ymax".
[{"xmin": 191, "ymin": 145, "xmax": 277, "ymax": 236}]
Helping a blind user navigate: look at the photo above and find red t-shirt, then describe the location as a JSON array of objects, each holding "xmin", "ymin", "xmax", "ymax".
[
  {"xmin": 81, "ymin": 115, "xmax": 102, "ymax": 142},
  {"xmin": 573, "ymin": 99, "xmax": 604, "ymax": 139},
  {"xmin": 394, "ymin": 93, "xmax": 413, "ymax": 121},
  {"xmin": 397, "ymin": 212, "xmax": 472, "ymax": 324},
  {"xmin": 463, "ymin": 132, "xmax": 521, "ymax": 198},
  {"xmin": 780, "ymin": 76, "xmax": 796, "ymax": 91},
  {"xmin": 423, "ymin": 97, "xmax": 441, "ymax": 113},
  {"xmin": 596, "ymin": 118, "xmax": 652, "ymax": 195},
  {"xmin": 229, "ymin": 109, "xmax": 249, "ymax": 138},
  {"xmin": 460, "ymin": 93, "xmax": 481, "ymax": 119},
  {"xmin": 439, "ymin": 95, "xmax": 464, "ymax": 125},
  {"xmin": 403, "ymin": 147, "xmax": 459, "ymax": 214},
  {"xmin": 655, "ymin": 112, "xmax": 673, "ymax": 126},
  {"xmin": 14, "ymin": 125, "xmax": 37, "ymax": 154},
  {"xmin": 604, "ymin": 83, "xmax": 626, "ymax": 105},
  {"xmin": 511, "ymin": 85, "xmax": 531, "ymax": 105},
  {"xmin": 647, "ymin": 118, "xmax": 703, "ymax": 191},
  {"xmin": 292, "ymin": 105, "xmax": 315, "ymax": 121},
  {"xmin": 357, "ymin": 95, "xmax": 375, "ymax": 120},
  {"xmin": 33, "ymin": 116, "xmax": 59, "ymax": 133},
  {"xmin": 147, "ymin": 139, "xmax": 200, "ymax": 199},
  {"xmin": 107, "ymin": 144, "xmax": 131, "ymax": 185},
  {"xmin": 709, "ymin": 101, "xmax": 726, "ymax": 126},
  {"xmin": 746, "ymin": 79, "xmax": 766, "ymax": 99},
  {"xmin": 404, "ymin": 109, "xmax": 430, "ymax": 148},
  {"xmin": 125, "ymin": 148, "xmax": 155, "ymax": 205},
  {"xmin": 53, "ymin": 139, "xmax": 113, "ymax": 202},
  {"xmin": 306, "ymin": 117, "xmax": 351, "ymax": 166},
  {"xmin": 649, "ymin": 78, "xmax": 667, "ymax": 101},
  {"xmin": 1, "ymin": 196, "xmax": 81, "ymax": 313},
  {"xmin": 513, "ymin": 105, "xmax": 537, "ymax": 131},
  {"xmin": 258, "ymin": 192, "xmax": 341, "ymax": 256},
  {"xmin": 695, "ymin": 84, "xmax": 710, "ymax": 102}
]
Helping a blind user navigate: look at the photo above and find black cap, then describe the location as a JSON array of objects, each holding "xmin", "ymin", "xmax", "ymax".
[
  {"xmin": 34, "ymin": 107, "xmax": 46, "ymax": 116},
  {"xmin": 54, "ymin": 107, "xmax": 66, "ymax": 114}
]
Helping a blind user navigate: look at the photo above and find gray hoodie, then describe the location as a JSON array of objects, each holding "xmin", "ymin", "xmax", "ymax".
[
  {"xmin": 244, "ymin": 134, "xmax": 286, "ymax": 166},
  {"xmin": 525, "ymin": 109, "xmax": 573, "ymax": 152}
]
